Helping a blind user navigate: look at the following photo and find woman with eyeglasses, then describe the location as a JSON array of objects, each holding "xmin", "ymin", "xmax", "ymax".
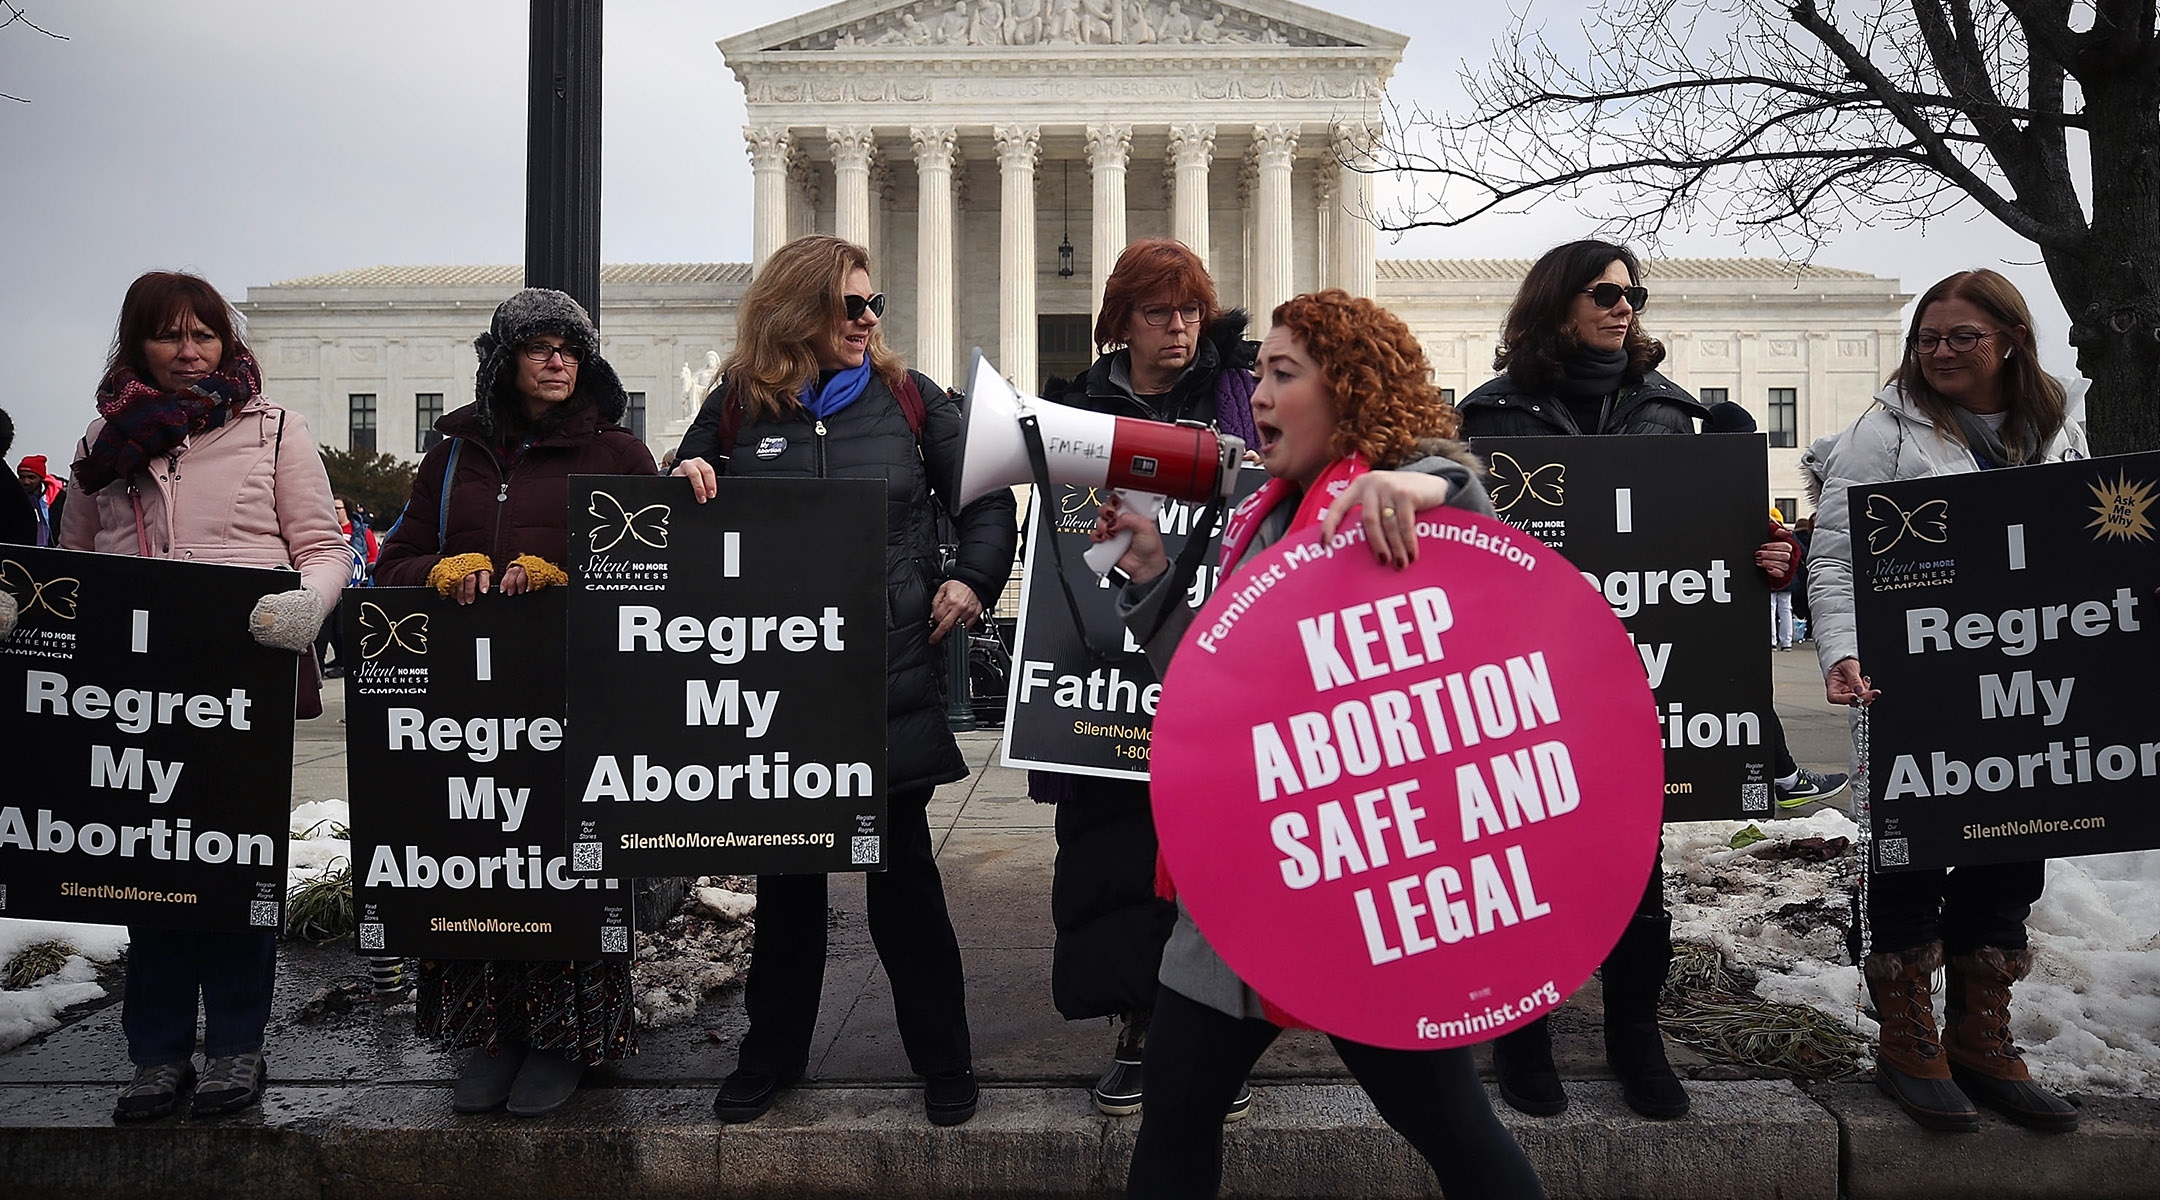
[
  {"xmin": 376, "ymin": 288, "xmax": 657, "ymax": 1116},
  {"xmin": 672, "ymin": 234, "xmax": 1018, "ymax": 1128},
  {"xmin": 46, "ymin": 271, "xmax": 347, "ymax": 1122},
  {"xmin": 1458, "ymin": 239, "xmax": 1800, "ymax": 1122},
  {"xmin": 1803, "ymin": 269, "xmax": 2084, "ymax": 1134},
  {"xmin": 1033, "ymin": 237, "xmax": 1259, "ymax": 1120}
]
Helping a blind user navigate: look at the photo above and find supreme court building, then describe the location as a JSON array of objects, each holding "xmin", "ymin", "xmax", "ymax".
[{"xmin": 237, "ymin": 0, "xmax": 1911, "ymax": 521}]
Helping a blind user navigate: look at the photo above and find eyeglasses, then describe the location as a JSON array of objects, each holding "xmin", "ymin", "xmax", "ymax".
[
  {"xmin": 845, "ymin": 292, "xmax": 887, "ymax": 321},
  {"xmin": 518, "ymin": 342, "xmax": 582, "ymax": 364},
  {"xmin": 1581, "ymin": 283, "xmax": 1649, "ymax": 312},
  {"xmin": 1909, "ymin": 329, "xmax": 1994, "ymax": 354},
  {"xmin": 1139, "ymin": 302, "xmax": 1205, "ymax": 328}
]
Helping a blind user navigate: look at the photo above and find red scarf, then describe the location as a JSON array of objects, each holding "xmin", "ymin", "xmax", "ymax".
[{"xmin": 1159, "ymin": 453, "xmax": 1370, "ymax": 1031}]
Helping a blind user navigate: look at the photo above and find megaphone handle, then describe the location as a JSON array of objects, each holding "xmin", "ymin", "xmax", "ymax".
[{"xmin": 1083, "ymin": 490, "xmax": 1165, "ymax": 578}]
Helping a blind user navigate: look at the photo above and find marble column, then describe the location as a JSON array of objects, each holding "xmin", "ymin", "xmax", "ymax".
[
  {"xmin": 1166, "ymin": 123, "xmax": 1215, "ymax": 265},
  {"xmin": 995, "ymin": 123, "xmax": 1042, "ymax": 391},
  {"xmin": 828, "ymin": 126, "xmax": 877, "ymax": 248},
  {"xmin": 1085, "ymin": 123, "xmax": 1131, "ymax": 320},
  {"xmin": 1329, "ymin": 122, "xmax": 1379, "ymax": 297},
  {"xmin": 1251, "ymin": 124, "xmax": 1299, "ymax": 322},
  {"xmin": 911, "ymin": 126, "xmax": 958, "ymax": 384},
  {"xmin": 786, "ymin": 145, "xmax": 817, "ymax": 241},
  {"xmin": 745, "ymin": 126, "xmax": 792, "ymax": 275}
]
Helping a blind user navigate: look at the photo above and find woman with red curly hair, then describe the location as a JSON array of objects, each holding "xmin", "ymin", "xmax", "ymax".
[{"xmin": 1094, "ymin": 290, "xmax": 1545, "ymax": 1200}]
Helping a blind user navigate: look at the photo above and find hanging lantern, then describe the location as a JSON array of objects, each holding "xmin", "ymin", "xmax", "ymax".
[{"xmin": 1057, "ymin": 160, "xmax": 1076, "ymax": 277}]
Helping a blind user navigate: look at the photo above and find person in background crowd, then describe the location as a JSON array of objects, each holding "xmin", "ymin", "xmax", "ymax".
[
  {"xmin": 672, "ymin": 235, "xmax": 1017, "ymax": 1128},
  {"xmin": 1095, "ymin": 289, "xmax": 1545, "ymax": 1200},
  {"xmin": 56, "ymin": 271, "xmax": 345, "ymax": 1120},
  {"xmin": 1805, "ymin": 268, "xmax": 2085, "ymax": 1134},
  {"xmin": 1457, "ymin": 239, "xmax": 1802, "ymax": 1121},
  {"xmin": 1791, "ymin": 515, "xmax": 1815, "ymax": 640},
  {"xmin": 0, "ymin": 409, "xmax": 39, "ymax": 545},
  {"xmin": 314, "ymin": 496, "xmax": 380, "ymax": 678},
  {"xmin": 1032, "ymin": 237, "xmax": 1259, "ymax": 1119},
  {"xmin": 18, "ymin": 453, "xmax": 65, "ymax": 546},
  {"xmin": 375, "ymin": 288, "xmax": 656, "ymax": 1116},
  {"xmin": 1768, "ymin": 506, "xmax": 1798, "ymax": 649}
]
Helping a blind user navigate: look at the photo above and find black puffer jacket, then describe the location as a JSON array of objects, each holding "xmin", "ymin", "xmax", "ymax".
[
  {"xmin": 675, "ymin": 370, "xmax": 1017, "ymax": 793},
  {"xmin": 1458, "ymin": 369, "xmax": 1706, "ymax": 438}
]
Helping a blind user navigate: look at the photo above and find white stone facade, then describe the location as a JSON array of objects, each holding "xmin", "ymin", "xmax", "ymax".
[{"xmin": 235, "ymin": 0, "xmax": 1911, "ymax": 523}]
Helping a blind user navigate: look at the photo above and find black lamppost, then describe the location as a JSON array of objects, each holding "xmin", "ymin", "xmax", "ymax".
[
  {"xmin": 1058, "ymin": 160, "xmax": 1076, "ymax": 278},
  {"xmin": 526, "ymin": 0, "xmax": 602, "ymax": 322}
]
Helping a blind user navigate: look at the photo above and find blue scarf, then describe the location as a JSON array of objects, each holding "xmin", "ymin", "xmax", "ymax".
[{"xmin": 802, "ymin": 361, "xmax": 873, "ymax": 421}]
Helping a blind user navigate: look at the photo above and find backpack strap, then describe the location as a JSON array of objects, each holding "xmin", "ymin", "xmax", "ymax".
[
  {"xmin": 436, "ymin": 439, "xmax": 463, "ymax": 546},
  {"xmin": 895, "ymin": 373, "xmax": 928, "ymax": 440}
]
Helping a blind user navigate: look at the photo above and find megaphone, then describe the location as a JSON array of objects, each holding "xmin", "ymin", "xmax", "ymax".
[{"xmin": 956, "ymin": 349, "xmax": 1246, "ymax": 573}]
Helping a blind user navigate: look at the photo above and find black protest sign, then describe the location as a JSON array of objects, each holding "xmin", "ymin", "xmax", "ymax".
[
  {"xmin": 0, "ymin": 548, "xmax": 295, "ymax": 930},
  {"xmin": 1852, "ymin": 451, "xmax": 2160, "ymax": 871},
  {"xmin": 1002, "ymin": 471, "xmax": 1266, "ymax": 779},
  {"xmin": 1472, "ymin": 435, "xmax": 1775, "ymax": 820},
  {"xmin": 564, "ymin": 476, "xmax": 887, "ymax": 875},
  {"xmin": 344, "ymin": 589, "xmax": 632, "ymax": 960}
]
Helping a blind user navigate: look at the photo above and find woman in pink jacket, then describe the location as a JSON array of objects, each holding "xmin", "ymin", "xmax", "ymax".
[{"xmin": 61, "ymin": 271, "xmax": 348, "ymax": 1121}]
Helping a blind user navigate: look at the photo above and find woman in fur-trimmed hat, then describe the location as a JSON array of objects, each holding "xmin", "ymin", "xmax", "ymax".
[{"xmin": 376, "ymin": 287, "xmax": 656, "ymax": 1116}]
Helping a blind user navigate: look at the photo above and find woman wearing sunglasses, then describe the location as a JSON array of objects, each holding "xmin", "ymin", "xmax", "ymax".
[
  {"xmin": 672, "ymin": 235, "xmax": 1017, "ymax": 1128},
  {"xmin": 1458, "ymin": 239, "xmax": 1799, "ymax": 1122},
  {"xmin": 1804, "ymin": 269, "xmax": 2083, "ymax": 1134}
]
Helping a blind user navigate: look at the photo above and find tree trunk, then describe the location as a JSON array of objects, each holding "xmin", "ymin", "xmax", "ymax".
[{"xmin": 2057, "ymin": 34, "xmax": 2160, "ymax": 457}]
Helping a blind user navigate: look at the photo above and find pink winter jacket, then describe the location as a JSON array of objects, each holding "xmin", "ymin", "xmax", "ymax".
[{"xmin": 60, "ymin": 397, "xmax": 350, "ymax": 609}]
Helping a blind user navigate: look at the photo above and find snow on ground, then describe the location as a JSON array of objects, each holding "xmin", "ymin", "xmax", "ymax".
[
  {"xmin": 1666, "ymin": 814, "xmax": 2159, "ymax": 1097},
  {"xmin": 0, "ymin": 800, "xmax": 355, "ymax": 1052}
]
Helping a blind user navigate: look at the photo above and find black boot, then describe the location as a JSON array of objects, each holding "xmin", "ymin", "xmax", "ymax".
[
  {"xmin": 1492, "ymin": 1018, "xmax": 1567, "ymax": 1116},
  {"xmin": 1601, "ymin": 914, "xmax": 1689, "ymax": 1119}
]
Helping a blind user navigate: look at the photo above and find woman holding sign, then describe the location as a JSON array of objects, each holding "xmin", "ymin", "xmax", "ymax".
[
  {"xmin": 1095, "ymin": 289, "xmax": 1544, "ymax": 1199},
  {"xmin": 377, "ymin": 287, "xmax": 656, "ymax": 1116},
  {"xmin": 672, "ymin": 235, "xmax": 1017, "ymax": 1127},
  {"xmin": 1457, "ymin": 239, "xmax": 1803, "ymax": 1121},
  {"xmin": 56, "ymin": 271, "xmax": 347, "ymax": 1120},
  {"xmin": 1806, "ymin": 269, "xmax": 2084, "ymax": 1133}
]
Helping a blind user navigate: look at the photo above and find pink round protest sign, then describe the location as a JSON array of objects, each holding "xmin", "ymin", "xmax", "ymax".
[{"xmin": 1150, "ymin": 509, "xmax": 1663, "ymax": 1050}]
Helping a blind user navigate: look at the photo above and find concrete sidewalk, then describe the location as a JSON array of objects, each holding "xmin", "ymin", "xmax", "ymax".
[{"xmin": 4, "ymin": 650, "xmax": 2155, "ymax": 1198}]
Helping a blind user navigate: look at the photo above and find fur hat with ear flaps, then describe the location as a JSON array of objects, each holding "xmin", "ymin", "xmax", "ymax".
[{"xmin": 471, "ymin": 288, "xmax": 628, "ymax": 435}]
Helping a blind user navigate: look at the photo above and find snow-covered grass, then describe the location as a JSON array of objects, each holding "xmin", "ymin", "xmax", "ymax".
[{"xmin": 1666, "ymin": 814, "xmax": 2159, "ymax": 1097}]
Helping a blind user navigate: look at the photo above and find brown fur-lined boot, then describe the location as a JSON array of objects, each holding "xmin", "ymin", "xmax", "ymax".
[
  {"xmin": 1944, "ymin": 947, "xmax": 2079, "ymax": 1132},
  {"xmin": 1864, "ymin": 942, "xmax": 1978, "ymax": 1132}
]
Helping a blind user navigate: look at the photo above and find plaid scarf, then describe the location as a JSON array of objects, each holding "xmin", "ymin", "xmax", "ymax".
[{"xmin": 74, "ymin": 352, "xmax": 262, "ymax": 493}]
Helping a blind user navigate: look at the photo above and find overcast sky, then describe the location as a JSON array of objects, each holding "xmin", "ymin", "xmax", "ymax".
[{"xmin": 0, "ymin": 0, "xmax": 2070, "ymax": 462}]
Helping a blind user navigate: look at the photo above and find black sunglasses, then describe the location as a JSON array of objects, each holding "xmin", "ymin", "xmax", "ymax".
[
  {"xmin": 1582, "ymin": 283, "xmax": 1649, "ymax": 312},
  {"xmin": 845, "ymin": 292, "xmax": 887, "ymax": 321}
]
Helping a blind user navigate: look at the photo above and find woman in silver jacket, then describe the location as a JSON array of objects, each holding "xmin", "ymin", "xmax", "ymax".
[{"xmin": 1805, "ymin": 268, "xmax": 2086, "ymax": 1136}]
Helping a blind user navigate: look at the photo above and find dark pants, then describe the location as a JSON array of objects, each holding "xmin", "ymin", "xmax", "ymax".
[
  {"xmin": 736, "ymin": 785, "xmax": 970, "ymax": 1079},
  {"xmin": 314, "ymin": 595, "xmax": 345, "ymax": 668},
  {"xmin": 1049, "ymin": 776, "xmax": 1174, "ymax": 1021},
  {"xmin": 1767, "ymin": 711, "xmax": 1797, "ymax": 778},
  {"xmin": 121, "ymin": 927, "xmax": 277, "ymax": 1065},
  {"xmin": 1869, "ymin": 861, "xmax": 2045, "ymax": 956},
  {"xmin": 1128, "ymin": 987, "xmax": 1545, "ymax": 1200}
]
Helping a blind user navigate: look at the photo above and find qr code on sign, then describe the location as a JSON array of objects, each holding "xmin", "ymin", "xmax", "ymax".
[
  {"xmin": 249, "ymin": 900, "xmax": 280, "ymax": 928},
  {"xmin": 1878, "ymin": 838, "xmax": 1910, "ymax": 868},
  {"xmin": 852, "ymin": 836, "xmax": 881, "ymax": 865},
  {"xmin": 1741, "ymin": 783, "xmax": 1769, "ymax": 813},
  {"xmin": 600, "ymin": 926, "xmax": 630, "ymax": 956},
  {"xmin": 0, "ymin": 883, "xmax": 8, "ymax": 911},
  {"xmin": 573, "ymin": 842, "xmax": 603, "ymax": 872},
  {"xmin": 359, "ymin": 923, "xmax": 386, "ymax": 951}
]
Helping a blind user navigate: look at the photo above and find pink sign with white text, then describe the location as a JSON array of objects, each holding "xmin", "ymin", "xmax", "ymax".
[{"xmin": 1149, "ymin": 509, "xmax": 1664, "ymax": 1049}]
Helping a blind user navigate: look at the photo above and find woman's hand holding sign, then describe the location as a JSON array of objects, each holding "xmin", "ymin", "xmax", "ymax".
[{"xmin": 1319, "ymin": 471, "xmax": 1455, "ymax": 570}]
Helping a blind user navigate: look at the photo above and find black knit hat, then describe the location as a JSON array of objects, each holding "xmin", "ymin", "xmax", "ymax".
[{"xmin": 471, "ymin": 288, "xmax": 628, "ymax": 434}]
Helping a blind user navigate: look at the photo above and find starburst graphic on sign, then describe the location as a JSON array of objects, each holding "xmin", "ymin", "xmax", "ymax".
[{"xmin": 2086, "ymin": 472, "xmax": 2157, "ymax": 542}]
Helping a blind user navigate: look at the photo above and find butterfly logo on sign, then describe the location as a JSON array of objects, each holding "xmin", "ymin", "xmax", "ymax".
[
  {"xmin": 1487, "ymin": 453, "xmax": 1565, "ymax": 514},
  {"xmin": 589, "ymin": 491, "xmax": 671, "ymax": 553},
  {"xmin": 357, "ymin": 602, "xmax": 429, "ymax": 659},
  {"xmin": 1863, "ymin": 494, "xmax": 1950, "ymax": 555},
  {"xmin": 0, "ymin": 559, "xmax": 80, "ymax": 620}
]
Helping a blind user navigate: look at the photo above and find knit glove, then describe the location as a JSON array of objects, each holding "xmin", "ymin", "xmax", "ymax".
[
  {"xmin": 428, "ymin": 553, "xmax": 494, "ymax": 597},
  {"xmin": 509, "ymin": 554, "xmax": 569, "ymax": 590},
  {"xmin": 0, "ymin": 589, "xmax": 15, "ymax": 641},
  {"xmin": 248, "ymin": 588, "xmax": 325, "ymax": 652}
]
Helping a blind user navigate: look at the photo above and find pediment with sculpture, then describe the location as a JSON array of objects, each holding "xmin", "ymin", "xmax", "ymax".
[{"xmin": 767, "ymin": 0, "xmax": 1355, "ymax": 51}]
